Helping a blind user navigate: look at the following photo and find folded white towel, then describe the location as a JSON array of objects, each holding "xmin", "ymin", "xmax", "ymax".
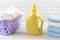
[
  {"xmin": 5, "ymin": 6, "xmax": 22, "ymax": 18},
  {"xmin": 0, "ymin": 6, "xmax": 22, "ymax": 20},
  {"xmin": 48, "ymin": 21, "xmax": 60, "ymax": 27},
  {"xmin": 0, "ymin": 11, "xmax": 13, "ymax": 20}
]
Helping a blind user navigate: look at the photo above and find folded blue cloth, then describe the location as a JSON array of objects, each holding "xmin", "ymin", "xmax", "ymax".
[
  {"xmin": 48, "ymin": 31, "xmax": 60, "ymax": 37},
  {"xmin": 48, "ymin": 26, "xmax": 60, "ymax": 33},
  {"xmin": 47, "ymin": 16, "xmax": 60, "ymax": 23}
]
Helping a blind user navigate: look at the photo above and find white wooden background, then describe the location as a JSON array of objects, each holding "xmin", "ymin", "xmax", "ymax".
[
  {"xmin": 0, "ymin": 0, "xmax": 59, "ymax": 40},
  {"xmin": 0, "ymin": 0, "xmax": 60, "ymax": 22}
]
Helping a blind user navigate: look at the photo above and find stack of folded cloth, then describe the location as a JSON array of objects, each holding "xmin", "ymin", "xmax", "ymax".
[{"xmin": 47, "ymin": 16, "xmax": 60, "ymax": 37}]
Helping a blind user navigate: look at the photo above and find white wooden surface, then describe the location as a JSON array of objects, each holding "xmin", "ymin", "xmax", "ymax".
[{"xmin": 0, "ymin": 22, "xmax": 59, "ymax": 40}]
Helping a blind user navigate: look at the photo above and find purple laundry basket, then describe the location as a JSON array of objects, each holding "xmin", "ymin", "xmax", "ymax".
[{"xmin": 0, "ymin": 16, "xmax": 21, "ymax": 35}]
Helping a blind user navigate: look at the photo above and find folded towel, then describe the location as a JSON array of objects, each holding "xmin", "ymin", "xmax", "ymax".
[
  {"xmin": 48, "ymin": 30, "xmax": 60, "ymax": 37},
  {"xmin": 48, "ymin": 16, "xmax": 60, "ymax": 23},
  {"xmin": 48, "ymin": 26, "xmax": 60, "ymax": 33},
  {"xmin": 5, "ymin": 6, "xmax": 22, "ymax": 17},
  {"xmin": 48, "ymin": 21, "xmax": 60, "ymax": 27}
]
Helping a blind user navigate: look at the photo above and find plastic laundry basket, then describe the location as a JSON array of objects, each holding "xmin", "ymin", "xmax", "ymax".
[
  {"xmin": 0, "ymin": 6, "xmax": 22, "ymax": 35},
  {"xmin": 0, "ymin": 15, "xmax": 21, "ymax": 35}
]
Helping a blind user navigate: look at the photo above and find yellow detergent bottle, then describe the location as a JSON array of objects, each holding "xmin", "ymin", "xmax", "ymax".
[{"xmin": 26, "ymin": 4, "xmax": 44, "ymax": 35}]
